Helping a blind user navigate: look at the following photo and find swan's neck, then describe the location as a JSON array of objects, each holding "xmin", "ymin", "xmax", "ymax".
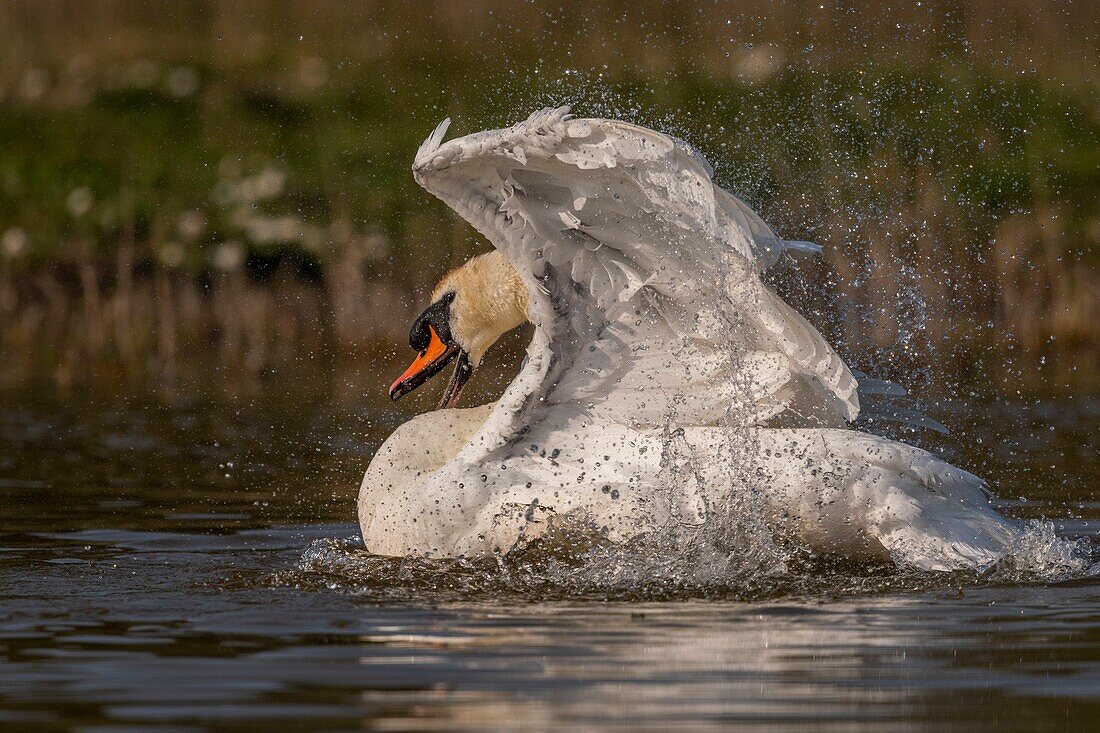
[{"xmin": 434, "ymin": 250, "xmax": 530, "ymax": 365}]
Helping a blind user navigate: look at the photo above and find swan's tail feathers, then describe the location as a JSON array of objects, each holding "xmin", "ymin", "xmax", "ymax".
[
  {"xmin": 880, "ymin": 519, "xmax": 1019, "ymax": 573},
  {"xmin": 761, "ymin": 429, "xmax": 1019, "ymax": 572},
  {"xmin": 836, "ymin": 431, "xmax": 1017, "ymax": 571},
  {"xmin": 873, "ymin": 472, "xmax": 1020, "ymax": 572}
]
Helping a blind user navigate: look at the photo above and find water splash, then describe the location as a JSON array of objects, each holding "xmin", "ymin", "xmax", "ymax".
[
  {"xmin": 283, "ymin": 521, "xmax": 1096, "ymax": 603},
  {"xmin": 987, "ymin": 521, "xmax": 1097, "ymax": 582}
]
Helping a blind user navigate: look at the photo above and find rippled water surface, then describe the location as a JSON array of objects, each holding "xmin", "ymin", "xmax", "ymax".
[{"xmin": 1, "ymin": 393, "xmax": 1097, "ymax": 731}]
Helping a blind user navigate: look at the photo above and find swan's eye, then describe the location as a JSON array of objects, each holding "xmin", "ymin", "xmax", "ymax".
[{"xmin": 409, "ymin": 291, "xmax": 456, "ymax": 351}]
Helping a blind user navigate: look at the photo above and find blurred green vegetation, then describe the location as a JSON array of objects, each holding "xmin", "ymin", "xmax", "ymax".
[{"xmin": 0, "ymin": 1, "xmax": 1097, "ymax": 397}]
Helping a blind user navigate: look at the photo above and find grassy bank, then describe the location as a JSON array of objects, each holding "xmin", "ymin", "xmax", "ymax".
[{"xmin": 0, "ymin": 1, "xmax": 1097, "ymax": 398}]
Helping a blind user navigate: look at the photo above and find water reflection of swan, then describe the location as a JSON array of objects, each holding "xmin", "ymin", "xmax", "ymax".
[{"xmin": 359, "ymin": 107, "xmax": 1021, "ymax": 571}]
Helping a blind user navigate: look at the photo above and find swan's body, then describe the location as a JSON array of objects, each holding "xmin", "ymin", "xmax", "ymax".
[{"xmin": 360, "ymin": 107, "xmax": 1023, "ymax": 571}]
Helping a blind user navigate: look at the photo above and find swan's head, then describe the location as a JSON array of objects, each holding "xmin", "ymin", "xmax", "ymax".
[{"xmin": 389, "ymin": 250, "xmax": 529, "ymax": 408}]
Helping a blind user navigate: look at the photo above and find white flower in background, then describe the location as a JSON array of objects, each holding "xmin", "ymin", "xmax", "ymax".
[
  {"xmin": 329, "ymin": 219, "xmax": 390, "ymax": 262},
  {"xmin": 736, "ymin": 44, "xmax": 784, "ymax": 83},
  {"xmin": 176, "ymin": 209, "xmax": 207, "ymax": 241},
  {"xmin": 66, "ymin": 187, "xmax": 94, "ymax": 217},
  {"xmin": 211, "ymin": 240, "xmax": 245, "ymax": 272},
  {"xmin": 213, "ymin": 166, "xmax": 286, "ymax": 207},
  {"xmin": 18, "ymin": 67, "xmax": 50, "ymax": 102},
  {"xmin": 157, "ymin": 241, "xmax": 185, "ymax": 268},
  {"xmin": 1, "ymin": 227, "xmax": 29, "ymax": 258},
  {"xmin": 167, "ymin": 66, "xmax": 199, "ymax": 98},
  {"xmin": 360, "ymin": 232, "xmax": 390, "ymax": 262},
  {"xmin": 297, "ymin": 56, "xmax": 329, "ymax": 89},
  {"xmin": 253, "ymin": 167, "xmax": 287, "ymax": 200}
]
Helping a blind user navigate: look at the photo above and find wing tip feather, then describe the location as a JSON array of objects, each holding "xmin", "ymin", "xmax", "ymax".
[{"xmin": 413, "ymin": 116, "xmax": 452, "ymax": 169}]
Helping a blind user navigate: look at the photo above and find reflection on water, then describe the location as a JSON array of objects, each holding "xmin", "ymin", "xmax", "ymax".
[{"xmin": 0, "ymin": 394, "xmax": 1097, "ymax": 730}]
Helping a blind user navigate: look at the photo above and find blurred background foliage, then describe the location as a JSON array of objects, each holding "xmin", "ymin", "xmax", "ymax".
[{"xmin": 0, "ymin": 0, "xmax": 1096, "ymax": 402}]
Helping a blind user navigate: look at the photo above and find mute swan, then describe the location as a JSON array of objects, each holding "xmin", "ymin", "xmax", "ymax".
[{"xmin": 359, "ymin": 107, "xmax": 1025, "ymax": 572}]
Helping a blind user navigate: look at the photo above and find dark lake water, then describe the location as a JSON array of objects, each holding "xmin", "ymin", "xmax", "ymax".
[{"xmin": 1, "ymin": 391, "xmax": 1097, "ymax": 731}]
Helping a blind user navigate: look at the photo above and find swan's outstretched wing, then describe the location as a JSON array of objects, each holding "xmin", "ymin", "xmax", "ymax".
[{"xmin": 413, "ymin": 107, "xmax": 859, "ymax": 450}]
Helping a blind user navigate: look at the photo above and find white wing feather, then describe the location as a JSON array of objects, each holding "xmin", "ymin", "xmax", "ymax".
[{"xmin": 414, "ymin": 107, "xmax": 858, "ymax": 447}]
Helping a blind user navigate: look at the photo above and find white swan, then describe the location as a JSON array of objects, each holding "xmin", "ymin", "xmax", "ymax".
[{"xmin": 359, "ymin": 107, "xmax": 1023, "ymax": 571}]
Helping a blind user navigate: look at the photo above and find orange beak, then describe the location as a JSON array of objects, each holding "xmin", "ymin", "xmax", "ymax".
[{"xmin": 389, "ymin": 325, "xmax": 459, "ymax": 401}]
